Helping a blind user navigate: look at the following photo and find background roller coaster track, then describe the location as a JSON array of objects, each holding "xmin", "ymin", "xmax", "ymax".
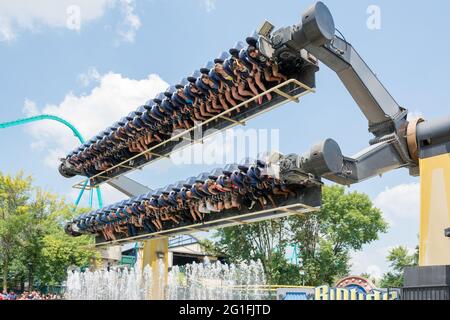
[{"xmin": 0, "ymin": 114, "xmax": 103, "ymax": 208}]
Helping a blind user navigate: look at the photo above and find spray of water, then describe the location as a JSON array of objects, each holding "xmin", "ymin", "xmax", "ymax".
[{"xmin": 65, "ymin": 259, "xmax": 268, "ymax": 300}]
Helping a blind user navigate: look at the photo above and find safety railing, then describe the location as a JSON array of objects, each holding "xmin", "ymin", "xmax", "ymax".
[
  {"xmin": 72, "ymin": 78, "xmax": 315, "ymax": 190},
  {"xmin": 168, "ymin": 235, "xmax": 199, "ymax": 248},
  {"xmin": 163, "ymin": 283, "xmax": 315, "ymax": 300},
  {"xmin": 89, "ymin": 202, "xmax": 320, "ymax": 248}
]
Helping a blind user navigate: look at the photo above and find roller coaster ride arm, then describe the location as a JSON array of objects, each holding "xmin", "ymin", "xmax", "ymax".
[
  {"xmin": 294, "ymin": 35, "xmax": 407, "ymax": 136},
  {"xmin": 271, "ymin": 1, "xmax": 407, "ymax": 136},
  {"xmin": 261, "ymin": 2, "xmax": 417, "ymax": 183}
]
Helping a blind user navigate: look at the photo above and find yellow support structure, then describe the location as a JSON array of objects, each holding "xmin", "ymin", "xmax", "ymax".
[
  {"xmin": 419, "ymin": 153, "xmax": 450, "ymax": 266},
  {"xmin": 141, "ymin": 237, "xmax": 169, "ymax": 299}
]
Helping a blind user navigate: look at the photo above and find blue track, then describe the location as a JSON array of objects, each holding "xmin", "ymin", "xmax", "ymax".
[{"xmin": 0, "ymin": 114, "xmax": 103, "ymax": 209}]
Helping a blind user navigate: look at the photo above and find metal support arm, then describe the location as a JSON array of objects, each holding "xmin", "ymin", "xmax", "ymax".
[
  {"xmin": 303, "ymin": 37, "xmax": 407, "ymax": 136},
  {"xmin": 278, "ymin": 138, "xmax": 409, "ymax": 186},
  {"xmin": 275, "ymin": 1, "xmax": 406, "ymax": 137},
  {"xmin": 262, "ymin": 1, "xmax": 416, "ymax": 181},
  {"xmin": 107, "ymin": 176, "xmax": 152, "ymax": 198},
  {"xmin": 322, "ymin": 141, "xmax": 409, "ymax": 185}
]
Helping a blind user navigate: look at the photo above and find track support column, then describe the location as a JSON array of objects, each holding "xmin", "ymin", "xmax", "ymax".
[{"xmin": 141, "ymin": 237, "xmax": 169, "ymax": 299}]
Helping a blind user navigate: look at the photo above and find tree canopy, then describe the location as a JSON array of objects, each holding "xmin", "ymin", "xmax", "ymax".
[
  {"xmin": 0, "ymin": 171, "xmax": 99, "ymax": 293},
  {"xmin": 209, "ymin": 185, "xmax": 388, "ymax": 286},
  {"xmin": 380, "ymin": 245, "xmax": 418, "ymax": 288},
  {"xmin": 1, "ymin": 172, "xmax": 390, "ymax": 292}
]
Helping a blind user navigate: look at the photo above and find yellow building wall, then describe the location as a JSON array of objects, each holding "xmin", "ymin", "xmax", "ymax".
[{"xmin": 419, "ymin": 153, "xmax": 450, "ymax": 266}]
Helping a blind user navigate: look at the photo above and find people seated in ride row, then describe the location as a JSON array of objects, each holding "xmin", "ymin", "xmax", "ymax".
[
  {"xmin": 65, "ymin": 159, "xmax": 296, "ymax": 241},
  {"xmin": 64, "ymin": 35, "xmax": 289, "ymax": 177}
]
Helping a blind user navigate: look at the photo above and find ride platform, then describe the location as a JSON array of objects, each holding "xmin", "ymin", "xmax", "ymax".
[
  {"xmin": 92, "ymin": 182, "xmax": 321, "ymax": 248},
  {"xmin": 72, "ymin": 68, "xmax": 317, "ymax": 191}
]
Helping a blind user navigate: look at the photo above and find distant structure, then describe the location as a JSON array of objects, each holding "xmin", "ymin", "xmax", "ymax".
[{"xmin": 97, "ymin": 235, "xmax": 225, "ymax": 269}]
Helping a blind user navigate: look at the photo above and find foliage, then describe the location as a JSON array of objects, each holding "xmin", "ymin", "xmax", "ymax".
[
  {"xmin": 360, "ymin": 272, "xmax": 379, "ymax": 287},
  {"xmin": 0, "ymin": 172, "xmax": 32, "ymax": 293},
  {"xmin": 212, "ymin": 218, "xmax": 296, "ymax": 284},
  {"xmin": 211, "ymin": 185, "xmax": 388, "ymax": 286},
  {"xmin": 290, "ymin": 185, "xmax": 387, "ymax": 285},
  {"xmin": 380, "ymin": 245, "xmax": 418, "ymax": 288},
  {"xmin": 0, "ymin": 171, "xmax": 99, "ymax": 293}
]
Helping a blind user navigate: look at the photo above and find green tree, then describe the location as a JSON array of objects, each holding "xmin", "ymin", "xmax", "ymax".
[
  {"xmin": 36, "ymin": 204, "xmax": 98, "ymax": 286},
  {"xmin": 0, "ymin": 171, "xmax": 99, "ymax": 292},
  {"xmin": 380, "ymin": 246, "xmax": 418, "ymax": 288},
  {"xmin": 0, "ymin": 172, "xmax": 32, "ymax": 293},
  {"xmin": 211, "ymin": 218, "xmax": 299, "ymax": 284},
  {"xmin": 211, "ymin": 185, "xmax": 388, "ymax": 286},
  {"xmin": 15, "ymin": 189, "xmax": 51, "ymax": 291},
  {"xmin": 290, "ymin": 185, "xmax": 388, "ymax": 285}
]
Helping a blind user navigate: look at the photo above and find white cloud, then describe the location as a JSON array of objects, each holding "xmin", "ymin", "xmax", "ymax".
[
  {"xmin": 77, "ymin": 67, "xmax": 101, "ymax": 87},
  {"xmin": 201, "ymin": 0, "xmax": 216, "ymax": 12},
  {"xmin": 366, "ymin": 265, "xmax": 382, "ymax": 280},
  {"xmin": 0, "ymin": 0, "xmax": 142, "ymax": 43},
  {"xmin": 350, "ymin": 183, "xmax": 421, "ymax": 277},
  {"xmin": 43, "ymin": 148, "xmax": 67, "ymax": 169},
  {"xmin": 23, "ymin": 69, "xmax": 169, "ymax": 169},
  {"xmin": 116, "ymin": 0, "xmax": 141, "ymax": 44},
  {"xmin": 23, "ymin": 99, "xmax": 39, "ymax": 116},
  {"xmin": 351, "ymin": 250, "xmax": 386, "ymax": 280},
  {"xmin": 0, "ymin": 17, "xmax": 15, "ymax": 41},
  {"xmin": 350, "ymin": 251, "xmax": 380, "ymax": 278},
  {"xmin": 0, "ymin": 0, "xmax": 114, "ymax": 42},
  {"xmin": 98, "ymin": 184, "xmax": 130, "ymax": 204},
  {"xmin": 373, "ymin": 183, "xmax": 420, "ymax": 226}
]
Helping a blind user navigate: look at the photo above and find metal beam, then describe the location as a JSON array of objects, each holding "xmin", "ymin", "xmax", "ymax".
[
  {"xmin": 304, "ymin": 37, "xmax": 404, "ymax": 133},
  {"xmin": 90, "ymin": 202, "xmax": 320, "ymax": 248},
  {"xmin": 284, "ymin": 2, "xmax": 405, "ymax": 136},
  {"xmin": 107, "ymin": 176, "xmax": 152, "ymax": 197}
]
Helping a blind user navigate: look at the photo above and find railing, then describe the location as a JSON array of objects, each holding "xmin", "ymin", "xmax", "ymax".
[
  {"xmin": 169, "ymin": 235, "xmax": 199, "ymax": 248},
  {"xmin": 89, "ymin": 202, "xmax": 319, "ymax": 248},
  {"xmin": 72, "ymin": 78, "xmax": 315, "ymax": 190},
  {"xmin": 163, "ymin": 283, "xmax": 315, "ymax": 300}
]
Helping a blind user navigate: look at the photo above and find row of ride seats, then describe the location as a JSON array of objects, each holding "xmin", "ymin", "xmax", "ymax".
[
  {"xmin": 65, "ymin": 158, "xmax": 297, "ymax": 240},
  {"xmin": 63, "ymin": 34, "xmax": 288, "ymax": 178}
]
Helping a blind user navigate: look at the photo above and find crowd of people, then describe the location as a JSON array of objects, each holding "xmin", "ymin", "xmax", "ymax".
[
  {"xmin": 63, "ymin": 35, "xmax": 288, "ymax": 178},
  {"xmin": 66, "ymin": 159, "xmax": 298, "ymax": 240},
  {"xmin": 0, "ymin": 291, "xmax": 61, "ymax": 300}
]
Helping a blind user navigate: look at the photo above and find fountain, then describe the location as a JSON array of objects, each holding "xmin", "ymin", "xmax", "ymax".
[{"xmin": 65, "ymin": 259, "xmax": 268, "ymax": 300}]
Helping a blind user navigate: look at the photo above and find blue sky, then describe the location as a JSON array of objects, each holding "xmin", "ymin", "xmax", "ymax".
[{"xmin": 1, "ymin": 0, "xmax": 449, "ymax": 279}]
